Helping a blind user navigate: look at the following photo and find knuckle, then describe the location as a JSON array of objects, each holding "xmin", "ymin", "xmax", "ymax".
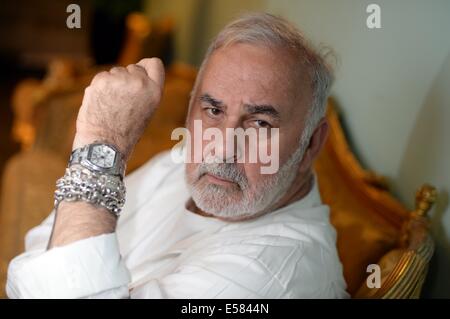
[
  {"xmin": 129, "ymin": 74, "xmax": 148, "ymax": 90},
  {"xmin": 109, "ymin": 66, "xmax": 125, "ymax": 74},
  {"xmin": 91, "ymin": 71, "xmax": 109, "ymax": 85},
  {"xmin": 136, "ymin": 75, "xmax": 149, "ymax": 87},
  {"xmin": 126, "ymin": 64, "xmax": 137, "ymax": 72},
  {"xmin": 84, "ymin": 86, "xmax": 92, "ymax": 94}
]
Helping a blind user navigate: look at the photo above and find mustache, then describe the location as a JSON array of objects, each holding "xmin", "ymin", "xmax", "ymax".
[{"xmin": 197, "ymin": 162, "xmax": 248, "ymax": 189}]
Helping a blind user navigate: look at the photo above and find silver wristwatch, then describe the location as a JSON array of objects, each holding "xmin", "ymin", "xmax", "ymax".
[
  {"xmin": 54, "ymin": 143, "xmax": 127, "ymax": 217},
  {"xmin": 69, "ymin": 143, "xmax": 126, "ymax": 178}
]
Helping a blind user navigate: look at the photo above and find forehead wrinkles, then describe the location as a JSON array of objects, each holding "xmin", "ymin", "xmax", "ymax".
[{"xmin": 200, "ymin": 45, "xmax": 296, "ymax": 107}]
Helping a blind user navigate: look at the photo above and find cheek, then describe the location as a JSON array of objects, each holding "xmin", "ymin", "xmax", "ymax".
[
  {"xmin": 242, "ymin": 163, "xmax": 265, "ymax": 187},
  {"xmin": 277, "ymin": 132, "xmax": 301, "ymax": 163},
  {"xmin": 185, "ymin": 162, "xmax": 199, "ymax": 181},
  {"xmin": 186, "ymin": 162, "xmax": 195, "ymax": 172},
  {"xmin": 241, "ymin": 134, "xmax": 298, "ymax": 179}
]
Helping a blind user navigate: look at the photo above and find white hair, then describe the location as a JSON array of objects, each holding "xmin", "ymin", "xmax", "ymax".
[{"xmin": 188, "ymin": 12, "xmax": 335, "ymax": 148}]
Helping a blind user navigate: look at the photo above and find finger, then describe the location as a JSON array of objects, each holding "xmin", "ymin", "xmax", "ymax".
[
  {"xmin": 136, "ymin": 58, "xmax": 165, "ymax": 88},
  {"xmin": 91, "ymin": 71, "xmax": 109, "ymax": 86},
  {"xmin": 109, "ymin": 66, "xmax": 127, "ymax": 75},
  {"xmin": 126, "ymin": 64, "xmax": 146, "ymax": 73}
]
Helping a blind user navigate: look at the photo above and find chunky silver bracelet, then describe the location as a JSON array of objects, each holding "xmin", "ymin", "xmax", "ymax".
[{"xmin": 54, "ymin": 165, "xmax": 126, "ymax": 217}]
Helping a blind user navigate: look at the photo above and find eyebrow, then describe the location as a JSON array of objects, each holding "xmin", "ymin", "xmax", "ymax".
[
  {"xmin": 199, "ymin": 93, "xmax": 226, "ymax": 110},
  {"xmin": 244, "ymin": 103, "xmax": 281, "ymax": 120}
]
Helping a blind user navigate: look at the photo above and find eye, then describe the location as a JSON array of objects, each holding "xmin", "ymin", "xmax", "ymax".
[
  {"xmin": 205, "ymin": 107, "xmax": 222, "ymax": 117},
  {"xmin": 254, "ymin": 119, "xmax": 271, "ymax": 128}
]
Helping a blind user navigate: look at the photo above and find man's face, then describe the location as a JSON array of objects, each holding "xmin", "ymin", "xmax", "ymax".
[{"xmin": 185, "ymin": 43, "xmax": 313, "ymax": 220}]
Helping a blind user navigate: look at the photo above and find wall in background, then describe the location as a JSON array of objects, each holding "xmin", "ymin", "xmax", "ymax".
[
  {"xmin": 397, "ymin": 52, "xmax": 450, "ymax": 298},
  {"xmin": 144, "ymin": 0, "xmax": 450, "ymax": 297},
  {"xmin": 145, "ymin": 0, "xmax": 201, "ymax": 64},
  {"xmin": 265, "ymin": 0, "xmax": 450, "ymax": 187},
  {"xmin": 145, "ymin": 0, "xmax": 265, "ymax": 65}
]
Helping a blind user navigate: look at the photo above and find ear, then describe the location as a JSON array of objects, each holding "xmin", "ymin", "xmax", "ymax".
[{"xmin": 298, "ymin": 118, "xmax": 329, "ymax": 173}]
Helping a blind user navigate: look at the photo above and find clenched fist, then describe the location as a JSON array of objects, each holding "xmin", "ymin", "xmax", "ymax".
[{"xmin": 73, "ymin": 58, "xmax": 165, "ymax": 160}]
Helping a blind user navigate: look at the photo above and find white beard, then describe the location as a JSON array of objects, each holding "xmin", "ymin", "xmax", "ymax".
[{"xmin": 185, "ymin": 142, "xmax": 306, "ymax": 220}]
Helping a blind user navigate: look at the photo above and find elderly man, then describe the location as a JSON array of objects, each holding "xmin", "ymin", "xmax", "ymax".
[{"xmin": 7, "ymin": 13, "xmax": 348, "ymax": 298}]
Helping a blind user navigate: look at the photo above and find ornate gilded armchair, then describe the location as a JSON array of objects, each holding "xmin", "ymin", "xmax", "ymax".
[
  {"xmin": 354, "ymin": 185, "xmax": 436, "ymax": 298},
  {"xmin": 314, "ymin": 101, "xmax": 436, "ymax": 298}
]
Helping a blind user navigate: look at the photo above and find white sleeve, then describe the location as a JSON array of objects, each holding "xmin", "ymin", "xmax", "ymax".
[{"xmin": 6, "ymin": 233, "xmax": 131, "ymax": 299}]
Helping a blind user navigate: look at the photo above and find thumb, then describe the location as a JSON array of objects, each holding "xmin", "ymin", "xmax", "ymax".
[{"xmin": 136, "ymin": 57, "xmax": 165, "ymax": 88}]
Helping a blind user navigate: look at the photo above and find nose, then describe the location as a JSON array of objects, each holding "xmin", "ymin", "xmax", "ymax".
[{"xmin": 204, "ymin": 126, "xmax": 244, "ymax": 164}]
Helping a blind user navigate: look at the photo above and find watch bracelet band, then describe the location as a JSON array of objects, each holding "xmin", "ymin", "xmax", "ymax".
[{"xmin": 54, "ymin": 165, "xmax": 126, "ymax": 217}]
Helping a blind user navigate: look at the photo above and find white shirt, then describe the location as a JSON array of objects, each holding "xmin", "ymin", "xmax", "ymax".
[{"xmin": 6, "ymin": 151, "xmax": 349, "ymax": 299}]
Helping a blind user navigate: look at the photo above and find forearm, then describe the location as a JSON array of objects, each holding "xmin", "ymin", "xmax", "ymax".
[
  {"xmin": 47, "ymin": 58, "xmax": 164, "ymax": 250},
  {"xmin": 48, "ymin": 201, "xmax": 117, "ymax": 249},
  {"xmin": 6, "ymin": 58, "xmax": 163, "ymax": 298}
]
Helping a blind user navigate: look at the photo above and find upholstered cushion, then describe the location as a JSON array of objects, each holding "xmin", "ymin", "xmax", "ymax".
[
  {"xmin": 314, "ymin": 151, "xmax": 398, "ymax": 294},
  {"xmin": 0, "ymin": 150, "xmax": 66, "ymax": 297}
]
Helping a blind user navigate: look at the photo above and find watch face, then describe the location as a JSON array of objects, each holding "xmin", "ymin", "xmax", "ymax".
[{"xmin": 89, "ymin": 144, "xmax": 116, "ymax": 168}]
